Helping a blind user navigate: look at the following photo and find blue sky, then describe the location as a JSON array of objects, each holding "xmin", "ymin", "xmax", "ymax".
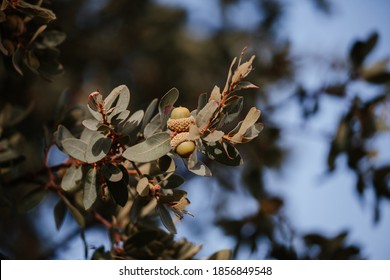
[{"xmin": 153, "ymin": 0, "xmax": 390, "ymax": 259}]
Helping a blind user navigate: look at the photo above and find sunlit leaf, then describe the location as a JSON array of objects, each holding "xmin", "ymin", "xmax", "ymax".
[
  {"xmin": 196, "ymin": 100, "xmax": 219, "ymax": 131},
  {"xmin": 104, "ymin": 85, "xmax": 130, "ymax": 116},
  {"xmin": 61, "ymin": 164, "xmax": 83, "ymax": 192},
  {"xmin": 82, "ymin": 119, "xmax": 100, "ymax": 131},
  {"xmin": 136, "ymin": 177, "xmax": 150, "ymax": 197},
  {"xmin": 62, "ymin": 138, "xmax": 87, "ymax": 162},
  {"xmin": 122, "ymin": 132, "xmax": 171, "ymax": 163},
  {"xmin": 209, "ymin": 85, "xmax": 221, "ymax": 103},
  {"xmin": 85, "ymin": 132, "xmax": 111, "ymax": 163},
  {"xmin": 203, "ymin": 130, "xmax": 224, "ymax": 142}
]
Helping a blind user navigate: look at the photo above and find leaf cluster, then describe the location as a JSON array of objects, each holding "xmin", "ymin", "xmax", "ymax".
[{"xmin": 0, "ymin": 0, "xmax": 64, "ymax": 79}]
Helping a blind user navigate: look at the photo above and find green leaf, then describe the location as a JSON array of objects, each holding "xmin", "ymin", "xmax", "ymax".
[
  {"xmin": 143, "ymin": 113, "xmax": 161, "ymax": 138},
  {"xmin": 209, "ymin": 85, "xmax": 221, "ymax": 103},
  {"xmin": 61, "ymin": 194, "xmax": 85, "ymax": 228},
  {"xmin": 185, "ymin": 151, "xmax": 212, "ymax": 176},
  {"xmin": 111, "ymin": 110, "xmax": 130, "ymax": 126},
  {"xmin": 136, "ymin": 177, "xmax": 150, "ymax": 197},
  {"xmin": 82, "ymin": 119, "xmax": 100, "ymax": 131},
  {"xmin": 17, "ymin": 187, "xmax": 46, "ymax": 213},
  {"xmin": 229, "ymin": 107, "xmax": 261, "ymax": 143},
  {"xmin": 223, "ymin": 96, "xmax": 243, "ymax": 124},
  {"xmin": 61, "ymin": 165, "xmax": 83, "ymax": 192},
  {"xmin": 54, "ymin": 199, "xmax": 67, "ymax": 230},
  {"xmin": 197, "ymin": 92, "xmax": 208, "ymax": 113},
  {"xmin": 130, "ymin": 196, "xmax": 148, "ymax": 222},
  {"xmin": 204, "ymin": 140, "xmax": 243, "ymax": 166},
  {"xmin": 104, "ymin": 85, "xmax": 130, "ymax": 119},
  {"xmin": 196, "ymin": 100, "xmax": 219, "ymax": 131},
  {"xmin": 102, "ymin": 163, "xmax": 123, "ymax": 182},
  {"xmin": 156, "ymin": 204, "xmax": 177, "ymax": 234},
  {"xmin": 203, "ymin": 130, "xmax": 224, "ymax": 142},
  {"xmin": 62, "ymin": 138, "xmax": 87, "ymax": 162},
  {"xmin": 55, "ymin": 125, "xmax": 74, "ymax": 147},
  {"xmin": 85, "ymin": 132, "xmax": 111, "ymax": 163},
  {"xmin": 122, "ymin": 132, "xmax": 171, "ymax": 163},
  {"xmin": 142, "ymin": 98, "xmax": 158, "ymax": 132},
  {"xmin": 121, "ymin": 110, "xmax": 144, "ymax": 135},
  {"xmin": 159, "ymin": 88, "xmax": 179, "ymax": 128},
  {"xmin": 83, "ymin": 167, "xmax": 97, "ymax": 210}
]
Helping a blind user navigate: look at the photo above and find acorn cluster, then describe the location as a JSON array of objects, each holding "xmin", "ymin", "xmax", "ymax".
[{"xmin": 167, "ymin": 107, "xmax": 196, "ymax": 157}]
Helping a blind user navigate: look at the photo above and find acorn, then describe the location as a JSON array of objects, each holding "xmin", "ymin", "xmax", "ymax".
[
  {"xmin": 170, "ymin": 132, "xmax": 196, "ymax": 157},
  {"xmin": 176, "ymin": 141, "xmax": 196, "ymax": 157},
  {"xmin": 167, "ymin": 106, "xmax": 195, "ymax": 133}
]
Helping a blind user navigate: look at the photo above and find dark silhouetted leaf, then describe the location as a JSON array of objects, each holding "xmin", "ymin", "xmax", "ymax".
[
  {"xmin": 350, "ymin": 32, "xmax": 378, "ymax": 69},
  {"xmin": 204, "ymin": 140, "xmax": 243, "ymax": 166},
  {"xmin": 161, "ymin": 174, "xmax": 184, "ymax": 189},
  {"xmin": 157, "ymin": 204, "xmax": 177, "ymax": 234},
  {"xmin": 60, "ymin": 194, "xmax": 85, "ymax": 228},
  {"xmin": 364, "ymin": 71, "xmax": 390, "ymax": 84},
  {"xmin": 17, "ymin": 187, "xmax": 46, "ymax": 213},
  {"xmin": 54, "ymin": 199, "xmax": 67, "ymax": 230},
  {"xmin": 103, "ymin": 164, "xmax": 129, "ymax": 207}
]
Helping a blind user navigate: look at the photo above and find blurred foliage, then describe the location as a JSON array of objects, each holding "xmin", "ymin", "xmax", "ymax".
[{"xmin": 1, "ymin": 0, "xmax": 389, "ymax": 260}]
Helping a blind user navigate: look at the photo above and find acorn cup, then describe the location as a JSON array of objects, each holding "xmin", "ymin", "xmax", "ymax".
[{"xmin": 167, "ymin": 106, "xmax": 195, "ymax": 133}]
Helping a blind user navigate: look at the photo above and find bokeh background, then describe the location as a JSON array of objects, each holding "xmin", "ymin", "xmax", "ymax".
[{"xmin": 1, "ymin": 0, "xmax": 389, "ymax": 259}]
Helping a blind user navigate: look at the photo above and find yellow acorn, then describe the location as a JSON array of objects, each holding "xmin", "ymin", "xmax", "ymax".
[
  {"xmin": 176, "ymin": 141, "xmax": 196, "ymax": 158},
  {"xmin": 167, "ymin": 106, "xmax": 195, "ymax": 133},
  {"xmin": 170, "ymin": 132, "xmax": 196, "ymax": 157}
]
